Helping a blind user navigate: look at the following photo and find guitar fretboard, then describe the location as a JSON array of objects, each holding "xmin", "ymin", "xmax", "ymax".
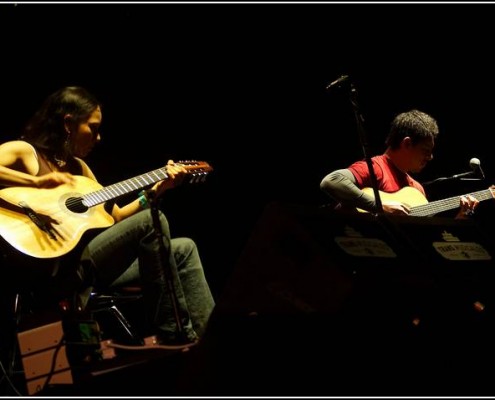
[
  {"xmin": 82, "ymin": 168, "xmax": 168, "ymax": 207},
  {"xmin": 410, "ymin": 188, "xmax": 494, "ymax": 216}
]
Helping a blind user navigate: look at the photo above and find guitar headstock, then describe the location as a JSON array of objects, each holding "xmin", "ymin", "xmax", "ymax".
[{"xmin": 177, "ymin": 160, "xmax": 213, "ymax": 184}]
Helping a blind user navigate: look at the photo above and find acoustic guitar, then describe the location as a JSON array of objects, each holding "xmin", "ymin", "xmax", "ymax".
[
  {"xmin": 358, "ymin": 186, "xmax": 495, "ymax": 216},
  {"xmin": 0, "ymin": 161, "xmax": 212, "ymax": 259}
]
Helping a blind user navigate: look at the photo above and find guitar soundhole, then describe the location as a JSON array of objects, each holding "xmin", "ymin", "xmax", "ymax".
[{"xmin": 66, "ymin": 197, "xmax": 89, "ymax": 213}]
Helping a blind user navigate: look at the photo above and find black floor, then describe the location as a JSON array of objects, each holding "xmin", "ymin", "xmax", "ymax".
[{"xmin": 3, "ymin": 308, "xmax": 495, "ymax": 397}]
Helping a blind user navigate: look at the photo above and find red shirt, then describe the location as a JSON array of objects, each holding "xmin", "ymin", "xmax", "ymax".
[{"xmin": 348, "ymin": 154, "xmax": 426, "ymax": 196}]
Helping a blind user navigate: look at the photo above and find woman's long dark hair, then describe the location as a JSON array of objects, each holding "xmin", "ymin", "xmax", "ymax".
[{"xmin": 21, "ymin": 86, "xmax": 100, "ymax": 166}]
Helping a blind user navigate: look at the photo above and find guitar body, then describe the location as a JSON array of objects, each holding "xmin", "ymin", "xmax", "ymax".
[
  {"xmin": 0, "ymin": 175, "xmax": 114, "ymax": 259},
  {"xmin": 360, "ymin": 186, "xmax": 429, "ymax": 211}
]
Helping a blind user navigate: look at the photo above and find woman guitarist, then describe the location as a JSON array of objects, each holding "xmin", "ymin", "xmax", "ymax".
[{"xmin": 0, "ymin": 86, "xmax": 214, "ymax": 345}]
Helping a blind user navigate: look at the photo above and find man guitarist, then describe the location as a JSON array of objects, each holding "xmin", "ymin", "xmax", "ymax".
[
  {"xmin": 0, "ymin": 86, "xmax": 214, "ymax": 345},
  {"xmin": 320, "ymin": 109, "xmax": 479, "ymax": 218}
]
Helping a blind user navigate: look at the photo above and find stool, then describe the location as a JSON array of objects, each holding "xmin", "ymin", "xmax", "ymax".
[{"xmin": 88, "ymin": 287, "xmax": 145, "ymax": 345}]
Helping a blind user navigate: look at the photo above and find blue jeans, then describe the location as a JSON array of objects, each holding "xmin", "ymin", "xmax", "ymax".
[{"xmin": 78, "ymin": 209, "xmax": 215, "ymax": 342}]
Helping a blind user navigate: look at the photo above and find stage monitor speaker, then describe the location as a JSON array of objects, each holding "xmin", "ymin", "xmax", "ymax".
[
  {"xmin": 215, "ymin": 202, "xmax": 495, "ymax": 332},
  {"xmin": 215, "ymin": 201, "xmax": 418, "ymax": 319}
]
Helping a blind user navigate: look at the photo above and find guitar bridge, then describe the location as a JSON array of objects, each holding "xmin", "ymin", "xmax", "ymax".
[{"xmin": 18, "ymin": 201, "xmax": 57, "ymax": 240}]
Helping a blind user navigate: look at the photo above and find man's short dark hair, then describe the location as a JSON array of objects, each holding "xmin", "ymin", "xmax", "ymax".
[{"xmin": 386, "ymin": 109, "xmax": 439, "ymax": 149}]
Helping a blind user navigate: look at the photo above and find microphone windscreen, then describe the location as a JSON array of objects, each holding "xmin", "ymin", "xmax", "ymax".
[{"xmin": 469, "ymin": 158, "xmax": 481, "ymax": 169}]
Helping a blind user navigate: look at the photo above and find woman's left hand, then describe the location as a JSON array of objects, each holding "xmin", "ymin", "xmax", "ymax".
[{"xmin": 152, "ymin": 160, "xmax": 188, "ymax": 196}]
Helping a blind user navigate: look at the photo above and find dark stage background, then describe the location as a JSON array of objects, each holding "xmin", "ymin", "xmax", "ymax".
[
  {"xmin": 3, "ymin": 3, "xmax": 495, "ymax": 395},
  {"xmin": 2, "ymin": 2, "xmax": 495, "ymax": 297}
]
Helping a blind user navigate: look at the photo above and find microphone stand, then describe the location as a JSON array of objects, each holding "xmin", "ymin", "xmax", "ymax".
[
  {"xmin": 145, "ymin": 189, "xmax": 185, "ymax": 340},
  {"xmin": 347, "ymin": 82, "xmax": 383, "ymax": 214}
]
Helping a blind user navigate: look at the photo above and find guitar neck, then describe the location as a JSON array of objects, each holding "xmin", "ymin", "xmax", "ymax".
[
  {"xmin": 81, "ymin": 167, "xmax": 168, "ymax": 207},
  {"xmin": 411, "ymin": 188, "xmax": 494, "ymax": 216}
]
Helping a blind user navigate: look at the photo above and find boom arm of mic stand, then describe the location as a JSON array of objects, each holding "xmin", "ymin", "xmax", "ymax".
[{"xmin": 423, "ymin": 171, "xmax": 479, "ymax": 186}]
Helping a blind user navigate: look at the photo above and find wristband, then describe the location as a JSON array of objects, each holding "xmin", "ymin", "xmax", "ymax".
[{"xmin": 138, "ymin": 190, "xmax": 149, "ymax": 209}]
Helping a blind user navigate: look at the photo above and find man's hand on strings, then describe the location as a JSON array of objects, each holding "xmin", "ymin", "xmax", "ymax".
[
  {"xmin": 456, "ymin": 194, "xmax": 479, "ymax": 219},
  {"xmin": 381, "ymin": 200, "xmax": 411, "ymax": 215}
]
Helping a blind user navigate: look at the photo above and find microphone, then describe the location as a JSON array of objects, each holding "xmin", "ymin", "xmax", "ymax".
[
  {"xmin": 469, "ymin": 157, "xmax": 486, "ymax": 180},
  {"xmin": 447, "ymin": 158, "xmax": 480, "ymax": 180},
  {"xmin": 326, "ymin": 74, "xmax": 350, "ymax": 91},
  {"xmin": 423, "ymin": 158, "xmax": 484, "ymax": 185}
]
